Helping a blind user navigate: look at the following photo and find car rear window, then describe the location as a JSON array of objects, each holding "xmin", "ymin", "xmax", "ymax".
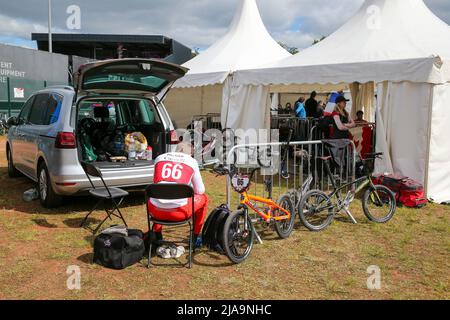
[{"xmin": 78, "ymin": 99, "xmax": 160, "ymax": 126}]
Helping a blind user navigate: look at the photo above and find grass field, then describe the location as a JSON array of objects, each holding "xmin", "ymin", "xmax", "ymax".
[{"xmin": 0, "ymin": 136, "xmax": 448, "ymax": 300}]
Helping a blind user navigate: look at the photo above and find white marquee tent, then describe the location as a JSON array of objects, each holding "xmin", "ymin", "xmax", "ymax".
[
  {"xmin": 222, "ymin": 0, "xmax": 450, "ymax": 203},
  {"xmin": 164, "ymin": 0, "xmax": 290, "ymax": 128}
]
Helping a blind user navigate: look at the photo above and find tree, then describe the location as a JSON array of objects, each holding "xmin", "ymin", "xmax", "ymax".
[
  {"xmin": 278, "ymin": 42, "xmax": 299, "ymax": 55},
  {"xmin": 313, "ymin": 36, "xmax": 327, "ymax": 45}
]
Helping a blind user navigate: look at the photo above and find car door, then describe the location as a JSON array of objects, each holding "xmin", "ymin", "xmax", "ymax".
[
  {"xmin": 20, "ymin": 93, "xmax": 50, "ymax": 178},
  {"xmin": 11, "ymin": 96, "xmax": 34, "ymax": 173}
]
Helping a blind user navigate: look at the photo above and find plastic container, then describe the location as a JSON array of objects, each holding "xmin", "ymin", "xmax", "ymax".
[
  {"xmin": 146, "ymin": 146, "xmax": 153, "ymax": 161},
  {"xmin": 23, "ymin": 188, "xmax": 39, "ymax": 202},
  {"xmin": 128, "ymin": 136, "xmax": 136, "ymax": 160}
]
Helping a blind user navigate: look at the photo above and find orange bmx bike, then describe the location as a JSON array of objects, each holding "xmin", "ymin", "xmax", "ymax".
[{"xmin": 213, "ymin": 165, "xmax": 295, "ymax": 264}]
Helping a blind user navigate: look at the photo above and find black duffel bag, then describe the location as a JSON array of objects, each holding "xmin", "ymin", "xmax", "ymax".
[{"xmin": 93, "ymin": 228, "xmax": 145, "ymax": 270}]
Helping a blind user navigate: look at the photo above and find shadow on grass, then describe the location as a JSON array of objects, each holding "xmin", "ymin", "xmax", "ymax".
[
  {"xmin": 0, "ymin": 165, "xmax": 148, "ymax": 216},
  {"xmin": 192, "ymin": 250, "xmax": 235, "ymax": 268},
  {"xmin": 32, "ymin": 218, "xmax": 58, "ymax": 228},
  {"xmin": 63, "ymin": 217, "xmax": 102, "ymax": 228},
  {"xmin": 77, "ymin": 253, "xmax": 94, "ymax": 264}
]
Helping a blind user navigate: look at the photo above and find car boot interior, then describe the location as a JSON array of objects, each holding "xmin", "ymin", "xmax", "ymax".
[{"xmin": 76, "ymin": 98, "xmax": 168, "ymax": 168}]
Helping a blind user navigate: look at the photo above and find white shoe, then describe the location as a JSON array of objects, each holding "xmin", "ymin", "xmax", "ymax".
[{"xmin": 157, "ymin": 245, "xmax": 186, "ymax": 259}]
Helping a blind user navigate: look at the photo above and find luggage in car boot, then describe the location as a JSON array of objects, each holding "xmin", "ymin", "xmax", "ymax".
[
  {"xmin": 94, "ymin": 227, "xmax": 145, "ymax": 270},
  {"xmin": 201, "ymin": 205, "xmax": 231, "ymax": 254},
  {"xmin": 372, "ymin": 174, "xmax": 427, "ymax": 208}
]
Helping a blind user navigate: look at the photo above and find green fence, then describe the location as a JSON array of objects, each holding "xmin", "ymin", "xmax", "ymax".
[{"xmin": 0, "ymin": 77, "xmax": 67, "ymax": 118}]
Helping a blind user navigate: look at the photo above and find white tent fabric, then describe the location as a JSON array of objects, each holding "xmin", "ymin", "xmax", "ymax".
[
  {"xmin": 173, "ymin": 0, "xmax": 290, "ymax": 88},
  {"xmin": 374, "ymin": 81, "xmax": 432, "ymax": 184},
  {"xmin": 223, "ymin": 0, "xmax": 450, "ymax": 203},
  {"xmin": 427, "ymin": 82, "xmax": 450, "ymax": 203},
  {"xmin": 231, "ymin": 0, "xmax": 450, "ymax": 86}
]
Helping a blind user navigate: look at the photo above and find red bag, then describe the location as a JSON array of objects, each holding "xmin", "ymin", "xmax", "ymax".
[{"xmin": 372, "ymin": 174, "xmax": 427, "ymax": 208}]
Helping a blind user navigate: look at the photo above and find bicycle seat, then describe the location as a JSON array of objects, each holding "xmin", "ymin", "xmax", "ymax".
[{"xmin": 318, "ymin": 156, "xmax": 332, "ymax": 161}]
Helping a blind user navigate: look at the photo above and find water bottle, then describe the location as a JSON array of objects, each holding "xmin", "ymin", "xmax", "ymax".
[
  {"xmin": 146, "ymin": 146, "xmax": 153, "ymax": 161},
  {"xmin": 128, "ymin": 136, "xmax": 136, "ymax": 160},
  {"xmin": 113, "ymin": 132, "xmax": 124, "ymax": 156}
]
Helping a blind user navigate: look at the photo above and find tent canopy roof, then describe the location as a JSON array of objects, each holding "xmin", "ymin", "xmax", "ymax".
[
  {"xmin": 234, "ymin": 0, "xmax": 450, "ymax": 86},
  {"xmin": 175, "ymin": 0, "xmax": 290, "ymax": 88}
]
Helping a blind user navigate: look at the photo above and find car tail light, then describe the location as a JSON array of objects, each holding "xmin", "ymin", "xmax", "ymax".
[
  {"xmin": 55, "ymin": 132, "xmax": 76, "ymax": 149},
  {"xmin": 169, "ymin": 130, "xmax": 180, "ymax": 145}
]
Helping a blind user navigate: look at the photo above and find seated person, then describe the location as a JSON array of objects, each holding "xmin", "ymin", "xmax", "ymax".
[
  {"xmin": 354, "ymin": 110, "xmax": 368, "ymax": 126},
  {"xmin": 148, "ymin": 143, "xmax": 208, "ymax": 249}
]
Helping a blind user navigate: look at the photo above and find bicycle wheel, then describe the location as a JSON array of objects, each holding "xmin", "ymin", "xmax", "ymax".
[
  {"xmin": 362, "ymin": 185, "xmax": 396, "ymax": 223},
  {"xmin": 298, "ymin": 190, "xmax": 334, "ymax": 232},
  {"xmin": 222, "ymin": 209, "xmax": 254, "ymax": 264},
  {"xmin": 274, "ymin": 194, "xmax": 295, "ymax": 239}
]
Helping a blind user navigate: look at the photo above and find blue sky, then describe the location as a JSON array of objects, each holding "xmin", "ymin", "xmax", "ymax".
[{"xmin": 0, "ymin": 0, "xmax": 449, "ymax": 51}]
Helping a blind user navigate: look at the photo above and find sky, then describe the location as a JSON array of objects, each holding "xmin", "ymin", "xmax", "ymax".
[{"xmin": 0, "ymin": 0, "xmax": 449, "ymax": 52}]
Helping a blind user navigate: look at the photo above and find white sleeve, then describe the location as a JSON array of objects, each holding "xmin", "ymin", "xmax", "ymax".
[{"xmin": 191, "ymin": 161, "xmax": 206, "ymax": 195}]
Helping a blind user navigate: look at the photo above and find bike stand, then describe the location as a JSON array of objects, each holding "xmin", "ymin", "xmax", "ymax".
[
  {"xmin": 252, "ymin": 224, "xmax": 264, "ymax": 245},
  {"xmin": 344, "ymin": 208, "xmax": 358, "ymax": 224}
]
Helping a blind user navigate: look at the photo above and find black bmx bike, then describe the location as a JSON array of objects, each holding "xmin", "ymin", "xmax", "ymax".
[{"xmin": 298, "ymin": 152, "xmax": 397, "ymax": 231}]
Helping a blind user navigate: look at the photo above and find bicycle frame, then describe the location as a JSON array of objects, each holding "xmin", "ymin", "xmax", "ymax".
[
  {"xmin": 241, "ymin": 192, "xmax": 292, "ymax": 222},
  {"xmin": 327, "ymin": 175, "xmax": 372, "ymax": 201}
]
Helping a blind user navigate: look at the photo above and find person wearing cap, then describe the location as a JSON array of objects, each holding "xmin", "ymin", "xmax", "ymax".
[
  {"xmin": 331, "ymin": 95, "xmax": 355, "ymax": 139},
  {"xmin": 305, "ymin": 91, "xmax": 319, "ymax": 118}
]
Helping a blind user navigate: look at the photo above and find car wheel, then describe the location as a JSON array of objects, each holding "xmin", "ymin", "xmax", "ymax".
[
  {"xmin": 38, "ymin": 163, "xmax": 63, "ymax": 208},
  {"xmin": 7, "ymin": 147, "xmax": 21, "ymax": 178}
]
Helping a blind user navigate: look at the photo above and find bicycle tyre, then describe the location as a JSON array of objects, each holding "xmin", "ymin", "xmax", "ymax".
[
  {"xmin": 222, "ymin": 209, "xmax": 254, "ymax": 264},
  {"xmin": 362, "ymin": 185, "xmax": 396, "ymax": 223},
  {"xmin": 274, "ymin": 194, "xmax": 296, "ymax": 239},
  {"xmin": 298, "ymin": 190, "xmax": 334, "ymax": 232}
]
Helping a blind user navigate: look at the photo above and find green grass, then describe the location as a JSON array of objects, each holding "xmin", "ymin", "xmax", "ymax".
[{"xmin": 0, "ymin": 136, "xmax": 449, "ymax": 300}]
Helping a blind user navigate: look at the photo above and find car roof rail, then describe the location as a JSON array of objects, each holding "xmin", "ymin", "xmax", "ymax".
[{"xmin": 45, "ymin": 85, "xmax": 74, "ymax": 91}]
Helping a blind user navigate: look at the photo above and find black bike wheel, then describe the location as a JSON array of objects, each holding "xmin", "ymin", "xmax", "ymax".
[
  {"xmin": 298, "ymin": 190, "xmax": 334, "ymax": 232},
  {"xmin": 223, "ymin": 209, "xmax": 254, "ymax": 264},
  {"xmin": 362, "ymin": 185, "xmax": 396, "ymax": 223},
  {"xmin": 274, "ymin": 194, "xmax": 295, "ymax": 239}
]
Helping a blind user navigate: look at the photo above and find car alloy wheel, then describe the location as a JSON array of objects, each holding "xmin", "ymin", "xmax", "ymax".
[{"xmin": 39, "ymin": 168, "xmax": 48, "ymax": 201}]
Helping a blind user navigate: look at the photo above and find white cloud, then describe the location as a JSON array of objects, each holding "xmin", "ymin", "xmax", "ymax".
[{"xmin": 0, "ymin": 0, "xmax": 448, "ymax": 50}]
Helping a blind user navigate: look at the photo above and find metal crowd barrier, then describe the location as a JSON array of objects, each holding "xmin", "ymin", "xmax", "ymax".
[
  {"xmin": 190, "ymin": 113, "xmax": 222, "ymax": 131},
  {"xmin": 271, "ymin": 115, "xmax": 318, "ymax": 142},
  {"xmin": 224, "ymin": 140, "xmax": 357, "ymax": 209}
]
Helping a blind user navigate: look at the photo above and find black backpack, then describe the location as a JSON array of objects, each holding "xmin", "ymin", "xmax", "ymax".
[
  {"xmin": 93, "ymin": 229, "xmax": 145, "ymax": 270},
  {"xmin": 201, "ymin": 205, "xmax": 231, "ymax": 254}
]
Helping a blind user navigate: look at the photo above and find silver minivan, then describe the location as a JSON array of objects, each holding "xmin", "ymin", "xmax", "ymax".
[{"xmin": 6, "ymin": 59, "xmax": 188, "ymax": 208}]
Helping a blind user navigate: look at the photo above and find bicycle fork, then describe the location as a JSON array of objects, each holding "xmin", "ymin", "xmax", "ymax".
[{"xmin": 240, "ymin": 204, "xmax": 264, "ymax": 245}]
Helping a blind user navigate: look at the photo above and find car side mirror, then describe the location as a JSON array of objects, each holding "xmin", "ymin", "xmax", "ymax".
[{"xmin": 6, "ymin": 116, "xmax": 18, "ymax": 128}]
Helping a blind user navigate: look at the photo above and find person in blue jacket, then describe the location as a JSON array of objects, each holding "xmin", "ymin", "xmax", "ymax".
[{"xmin": 295, "ymin": 97, "xmax": 306, "ymax": 119}]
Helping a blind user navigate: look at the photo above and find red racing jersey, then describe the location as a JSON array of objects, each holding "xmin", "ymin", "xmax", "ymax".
[{"xmin": 151, "ymin": 152, "xmax": 205, "ymax": 209}]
